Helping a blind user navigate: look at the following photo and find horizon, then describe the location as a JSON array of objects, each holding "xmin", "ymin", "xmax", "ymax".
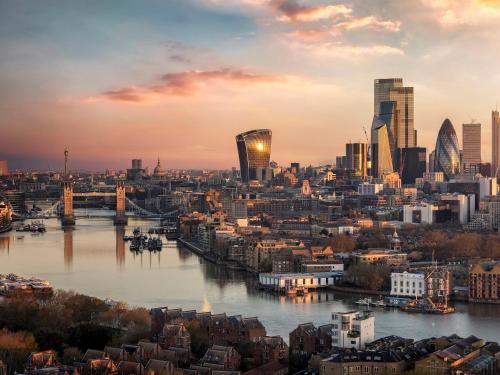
[{"xmin": 2, "ymin": 0, "xmax": 500, "ymax": 170}]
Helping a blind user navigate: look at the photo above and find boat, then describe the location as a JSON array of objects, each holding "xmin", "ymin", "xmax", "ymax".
[
  {"xmin": 372, "ymin": 297, "xmax": 387, "ymax": 307},
  {"xmin": 355, "ymin": 297, "xmax": 372, "ymax": 306}
]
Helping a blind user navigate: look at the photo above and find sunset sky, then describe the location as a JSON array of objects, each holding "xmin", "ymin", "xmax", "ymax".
[{"xmin": 2, "ymin": 0, "xmax": 500, "ymax": 171}]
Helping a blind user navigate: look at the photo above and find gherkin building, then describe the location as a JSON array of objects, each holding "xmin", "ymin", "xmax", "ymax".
[{"xmin": 434, "ymin": 118, "xmax": 460, "ymax": 180}]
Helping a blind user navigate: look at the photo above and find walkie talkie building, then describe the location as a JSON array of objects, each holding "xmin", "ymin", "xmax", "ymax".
[{"xmin": 236, "ymin": 129, "xmax": 272, "ymax": 183}]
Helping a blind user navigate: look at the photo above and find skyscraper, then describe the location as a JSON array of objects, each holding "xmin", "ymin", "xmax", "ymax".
[
  {"xmin": 462, "ymin": 123, "xmax": 481, "ymax": 172},
  {"xmin": 396, "ymin": 147, "xmax": 426, "ymax": 184},
  {"xmin": 0, "ymin": 160, "xmax": 8, "ymax": 176},
  {"xmin": 374, "ymin": 78, "xmax": 402, "ymax": 116},
  {"xmin": 374, "ymin": 78, "xmax": 416, "ymax": 154},
  {"xmin": 236, "ymin": 129, "xmax": 272, "ymax": 183},
  {"xmin": 377, "ymin": 100, "xmax": 399, "ymax": 167},
  {"xmin": 345, "ymin": 143, "xmax": 367, "ymax": 177},
  {"xmin": 435, "ymin": 119, "xmax": 460, "ymax": 180},
  {"xmin": 371, "ymin": 117, "xmax": 394, "ymax": 177},
  {"xmin": 389, "ymin": 86, "xmax": 415, "ymax": 149},
  {"xmin": 492, "ymin": 110, "xmax": 500, "ymax": 177}
]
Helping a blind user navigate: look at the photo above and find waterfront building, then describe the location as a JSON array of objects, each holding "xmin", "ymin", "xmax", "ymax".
[
  {"xmin": 236, "ymin": 129, "xmax": 272, "ymax": 183},
  {"xmin": 246, "ymin": 239, "xmax": 306, "ymax": 272},
  {"xmin": 462, "ymin": 123, "xmax": 481, "ymax": 172},
  {"xmin": 258, "ymin": 272, "xmax": 341, "ymax": 292},
  {"xmin": 0, "ymin": 160, "xmax": 8, "ymax": 176},
  {"xmin": 469, "ymin": 262, "xmax": 500, "ymax": 304},
  {"xmin": 391, "ymin": 272, "xmax": 425, "ymax": 298},
  {"xmin": 492, "ymin": 110, "xmax": 500, "ymax": 177},
  {"xmin": 434, "ymin": 119, "xmax": 461, "ymax": 180},
  {"xmin": 345, "ymin": 142, "xmax": 367, "ymax": 177},
  {"xmin": 0, "ymin": 195, "xmax": 13, "ymax": 233},
  {"xmin": 331, "ymin": 311, "xmax": 375, "ymax": 349}
]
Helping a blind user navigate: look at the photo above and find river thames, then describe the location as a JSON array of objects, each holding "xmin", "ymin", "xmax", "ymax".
[{"xmin": 1, "ymin": 212, "xmax": 499, "ymax": 342}]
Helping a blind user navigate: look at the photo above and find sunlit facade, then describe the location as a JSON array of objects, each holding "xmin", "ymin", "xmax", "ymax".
[
  {"xmin": 236, "ymin": 129, "xmax": 272, "ymax": 183},
  {"xmin": 435, "ymin": 119, "xmax": 460, "ymax": 180},
  {"xmin": 492, "ymin": 110, "xmax": 500, "ymax": 177},
  {"xmin": 371, "ymin": 116, "xmax": 394, "ymax": 178},
  {"xmin": 0, "ymin": 195, "xmax": 13, "ymax": 233}
]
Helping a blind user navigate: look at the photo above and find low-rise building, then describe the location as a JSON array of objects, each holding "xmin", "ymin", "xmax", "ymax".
[
  {"xmin": 469, "ymin": 262, "xmax": 500, "ymax": 304},
  {"xmin": 331, "ymin": 311, "xmax": 375, "ymax": 349}
]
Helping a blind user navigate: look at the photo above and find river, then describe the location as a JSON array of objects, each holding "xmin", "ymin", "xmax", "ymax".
[{"xmin": 1, "ymin": 211, "xmax": 499, "ymax": 343}]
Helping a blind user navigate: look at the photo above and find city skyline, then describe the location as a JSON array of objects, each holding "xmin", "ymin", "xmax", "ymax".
[{"xmin": 2, "ymin": 0, "xmax": 500, "ymax": 170}]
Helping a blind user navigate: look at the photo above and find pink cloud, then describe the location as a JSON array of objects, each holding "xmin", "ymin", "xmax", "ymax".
[
  {"xmin": 270, "ymin": 0, "xmax": 352, "ymax": 22},
  {"xmin": 89, "ymin": 69, "xmax": 285, "ymax": 103}
]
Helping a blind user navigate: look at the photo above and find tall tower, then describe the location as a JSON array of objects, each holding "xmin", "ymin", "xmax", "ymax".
[
  {"xmin": 346, "ymin": 142, "xmax": 367, "ymax": 177},
  {"xmin": 236, "ymin": 129, "xmax": 272, "ymax": 183},
  {"xmin": 492, "ymin": 110, "xmax": 500, "ymax": 177},
  {"xmin": 114, "ymin": 180, "xmax": 128, "ymax": 225},
  {"xmin": 61, "ymin": 148, "xmax": 75, "ymax": 226},
  {"xmin": 462, "ymin": 123, "xmax": 481, "ymax": 173}
]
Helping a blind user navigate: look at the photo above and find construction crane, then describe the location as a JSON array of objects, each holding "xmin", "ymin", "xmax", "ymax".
[{"xmin": 363, "ymin": 126, "xmax": 371, "ymax": 176}]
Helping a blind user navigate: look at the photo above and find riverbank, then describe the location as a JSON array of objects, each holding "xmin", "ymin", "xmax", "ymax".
[
  {"xmin": 328, "ymin": 285, "xmax": 390, "ymax": 296},
  {"xmin": 177, "ymin": 238, "xmax": 217, "ymax": 263}
]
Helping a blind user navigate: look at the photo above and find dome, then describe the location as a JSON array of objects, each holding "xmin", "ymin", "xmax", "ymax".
[
  {"xmin": 153, "ymin": 158, "xmax": 166, "ymax": 177},
  {"xmin": 435, "ymin": 118, "xmax": 460, "ymax": 180}
]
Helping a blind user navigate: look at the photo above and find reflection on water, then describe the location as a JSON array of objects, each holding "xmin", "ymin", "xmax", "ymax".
[
  {"xmin": 115, "ymin": 226, "xmax": 125, "ymax": 268},
  {"xmin": 0, "ymin": 236, "xmax": 10, "ymax": 253},
  {"xmin": 0, "ymin": 212, "xmax": 500, "ymax": 342},
  {"xmin": 64, "ymin": 228, "xmax": 73, "ymax": 268}
]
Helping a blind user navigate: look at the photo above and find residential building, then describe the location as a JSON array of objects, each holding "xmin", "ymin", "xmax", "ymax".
[
  {"xmin": 469, "ymin": 262, "xmax": 500, "ymax": 304},
  {"xmin": 331, "ymin": 311, "xmax": 375, "ymax": 349},
  {"xmin": 319, "ymin": 350, "xmax": 406, "ymax": 375}
]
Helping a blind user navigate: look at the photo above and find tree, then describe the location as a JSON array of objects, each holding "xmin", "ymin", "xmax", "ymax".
[{"xmin": 0, "ymin": 329, "xmax": 38, "ymax": 374}]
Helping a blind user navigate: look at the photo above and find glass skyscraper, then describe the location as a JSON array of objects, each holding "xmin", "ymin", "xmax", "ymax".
[
  {"xmin": 371, "ymin": 116, "xmax": 394, "ymax": 177},
  {"xmin": 236, "ymin": 129, "xmax": 272, "ymax": 183},
  {"xmin": 492, "ymin": 110, "xmax": 500, "ymax": 177},
  {"xmin": 435, "ymin": 119, "xmax": 460, "ymax": 180}
]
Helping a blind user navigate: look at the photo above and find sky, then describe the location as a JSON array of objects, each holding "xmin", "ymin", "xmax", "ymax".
[{"xmin": 1, "ymin": 0, "xmax": 500, "ymax": 171}]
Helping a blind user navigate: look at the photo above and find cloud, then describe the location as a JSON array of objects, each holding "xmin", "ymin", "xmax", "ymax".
[
  {"xmin": 287, "ymin": 15, "xmax": 401, "ymax": 39},
  {"xmin": 88, "ymin": 69, "xmax": 285, "ymax": 103},
  {"xmin": 286, "ymin": 40, "xmax": 404, "ymax": 59},
  {"xmin": 270, "ymin": 0, "xmax": 352, "ymax": 22},
  {"xmin": 420, "ymin": 0, "xmax": 500, "ymax": 26}
]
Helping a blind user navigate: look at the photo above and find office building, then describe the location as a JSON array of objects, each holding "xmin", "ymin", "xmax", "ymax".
[
  {"xmin": 462, "ymin": 123, "xmax": 481, "ymax": 172},
  {"xmin": 396, "ymin": 147, "xmax": 426, "ymax": 184},
  {"xmin": 429, "ymin": 150, "xmax": 436, "ymax": 173},
  {"xmin": 236, "ymin": 129, "xmax": 272, "ymax": 183},
  {"xmin": 331, "ymin": 311, "xmax": 375, "ymax": 349},
  {"xmin": 345, "ymin": 142, "xmax": 367, "ymax": 177},
  {"xmin": 0, "ymin": 161, "xmax": 8, "ymax": 176},
  {"xmin": 492, "ymin": 110, "xmax": 500, "ymax": 177},
  {"xmin": 371, "ymin": 116, "xmax": 394, "ymax": 177},
  {"xmin": 127, "ymin": 159, "xmax": 146, "ymax": 181},
  {"xmin": 435, "ymin": 119, "xmax": 460, "ymax": 180},
  {"xmin": 403, "ymin": 203, "xmax": 437, "ymax": 224},
  {"xmin": 374, "ymin": 78, "xmax": 416, "ymax": 165},
  {"xmin": 390, "ymin": 86, "xmax": 415, "ymax": 149}
]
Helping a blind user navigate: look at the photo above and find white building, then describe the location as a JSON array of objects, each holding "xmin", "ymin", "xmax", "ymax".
[
  {"xmin": 258, "ymin": 272, "xmax": 341, "ymax": 291},
  {"xmin": 331, "ymin": 311, "xmax": 375, "ymax": 349},
  {"xmin": 439, "ymin": 193, "xmax": 475, "ymax": 224},
  {"xmin": 358, "ymin": 183, "xmax": 383, "ymax": 196},
  {"xmin": 391, "ymin": 271, "xmax": 425, "ymax": 298},
  {"xmin": 403, "ymin": 203, "xmax": 437, "ymax": 224}
]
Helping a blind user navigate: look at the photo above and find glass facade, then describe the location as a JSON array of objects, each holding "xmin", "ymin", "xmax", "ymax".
[
  {"xmin": 236, "ymin": 129, "xmax": 272, "ymax": 183},
  {"xmin": 435, "ymin": 119, "xmax": 460, "ymax": 180},
  {"xmin": 371, "ymin": 116, "xmax": 394, "ymax": 177}
]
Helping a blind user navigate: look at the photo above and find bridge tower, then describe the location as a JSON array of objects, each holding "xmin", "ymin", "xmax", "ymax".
[
  {"xmin": 61, "ymin": 148, "xmax": 75, "ymax": 226},
  {"xmin": 114, "ymin": 180, "xmax": 128, "ymax": 225},
  {"xmin": 61, "ymin": 181, "xmax": 75, "ymax": 226}
]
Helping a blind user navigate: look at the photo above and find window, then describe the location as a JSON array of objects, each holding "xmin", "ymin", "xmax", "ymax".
[
  {"xmin": 364, "ymin": 366, "xmax": 369, "ymax": 373},
  {"xmin": 374, "ymin": 367, "xmax": 379, "ymax": 373}
]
